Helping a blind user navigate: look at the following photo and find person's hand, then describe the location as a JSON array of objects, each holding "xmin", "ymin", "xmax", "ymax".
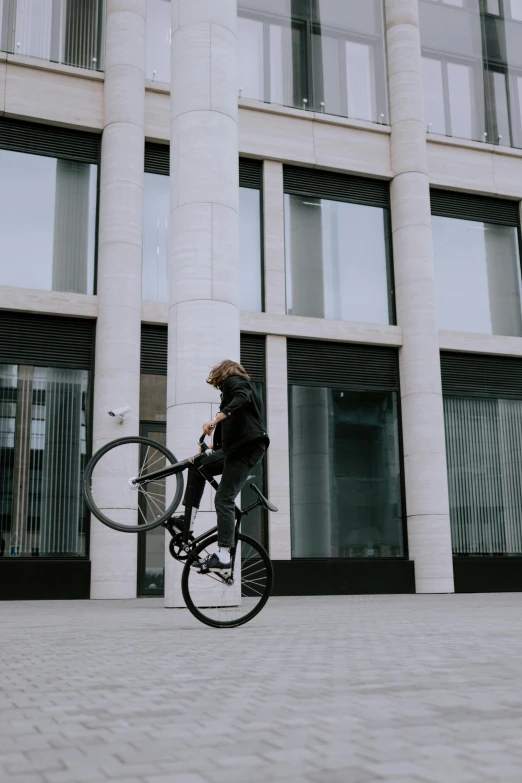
[{"xmin": 202, "ymin": 419, "xmax": 217, "ymax": 436}]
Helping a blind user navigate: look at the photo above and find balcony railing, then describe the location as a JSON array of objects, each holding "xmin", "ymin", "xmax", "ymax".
[{"xmin": 0, "ymin": 0, "xmax": 105, "ymax": 71}]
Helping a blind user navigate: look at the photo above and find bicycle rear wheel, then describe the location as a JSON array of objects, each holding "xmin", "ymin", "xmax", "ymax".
[
  {"xmin": 83, "ymin": 436, "xmax": 184, "ymax": 532},
  {"xmin": 181, "ymin": 533, "xmax": 273, "ymax": 628}
]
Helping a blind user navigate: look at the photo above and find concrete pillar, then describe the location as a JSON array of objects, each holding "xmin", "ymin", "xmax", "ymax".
[
  {"xmin": 90, "ymin": 0, "xmax": 146, "ymax": 599},
  {"xmin": 165, "ymin": 0, "xmax": 239, "ymax": 607},
  {"xmin": 265, "ymin": 335, "xmax": 291, "ymax": 559},
  {"xmin": 385, "ymin": 0, "xmax": 454, "ymax": 592}
]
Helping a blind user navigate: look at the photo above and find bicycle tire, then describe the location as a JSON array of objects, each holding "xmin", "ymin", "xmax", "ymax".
[
  {"xmin": 181, "ymin": 532, "xmax": 273, "ymax": 628},
  {"xmin": 83, "ymin": 436, "xmax": 184, "ymax": 533}
]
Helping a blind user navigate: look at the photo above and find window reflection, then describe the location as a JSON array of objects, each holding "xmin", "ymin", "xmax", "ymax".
[
  {"xmin": 0, "ymin": 150, "xmax": 97, "ymax": 295},
  {"xmin": 285, "ymin": 194, "xmax": 392, "ymax": 324},
  {"xmin": 0, "ymin": 365, "xmax": 89, "ymax": 558},
  {"xmin": 146, "ymin": 0, "xmax": 171, "ymax": 82},
  {"xmin": 289, "ymin": 386, "xmax": 404, "ymax": 559},
  {"xmin": 143, "ymin": 173, "xmax": 169, "ymax": 303},
  {"xmin": 433, "ymin": 215, "xmax": 522, "ymax": 336},
  {"xmin": 419, "ymin": 0, "xmax": 522, "ymax": 148},
  {"xmin": 237, "ymin": 0, "xmax": 387, "ymax": 123}
]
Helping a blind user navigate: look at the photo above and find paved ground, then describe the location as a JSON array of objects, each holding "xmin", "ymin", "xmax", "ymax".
[{"xmin": 2, "ymin": 594, "xmax": 522, "ymax": 783}]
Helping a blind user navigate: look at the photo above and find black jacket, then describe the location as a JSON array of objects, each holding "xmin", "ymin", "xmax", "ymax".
[{"xmin": 213, "ymin": 374, "xmax": 270, "ymax": 454}]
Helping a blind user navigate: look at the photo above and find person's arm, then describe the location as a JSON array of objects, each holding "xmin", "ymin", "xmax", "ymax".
[
  {"xmin": 220, "ymin": 376, "xmax": 251, "ymax": 417},
  {"xmin": 202, "ymin": 376, "xmax": 251, "ymax": 435}
]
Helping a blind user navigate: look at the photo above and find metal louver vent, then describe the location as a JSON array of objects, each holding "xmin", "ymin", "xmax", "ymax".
[
  {"xmin": 287, "ymin": 339, "xmax": 399, "ymax": 390},
  {"xmin": 141, "ymin": 325, "xmax": 168, "ymax": 375},
  {"xmin": 239, "ymin": 158, "xmax": 262, "ymax": 189},
  {"xmin": 0, "ymin": 311, "xmax": 94, "ymax": 370},
  {"xmin": 431, "ymin": 190, "xmax": 520, "ymax": 226},
  {"xmin": 0, "ymin": 117, "xmax": 100, "ymax": 164},
  {"xmin": 240, "ymin": 334, "xmax": 265, "ymax": 382},
  {"xmin": 144, "ymin": 142, "xmax": 169, "ymax": 175},
  {"xmin": 441, "ymin": 352, "xmax": 522, "ymax": 398},
  {"xmin": 283, "ymin": 166, "xmax": 390, "ymax": 208}
]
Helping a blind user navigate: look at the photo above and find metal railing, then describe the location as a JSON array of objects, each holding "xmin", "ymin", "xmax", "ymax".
[{"xmin": 0, "ymin": 0, "xmax": 105, "ymax": 71}]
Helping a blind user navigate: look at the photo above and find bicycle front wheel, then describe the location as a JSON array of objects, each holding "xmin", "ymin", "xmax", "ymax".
[
  {"xmin": 84, "ymin": 436, "xmax": 184, "ymax": 533},
  {"xmin": 181, "ymin": 533, "xmax": 273, "ymax": 628}
]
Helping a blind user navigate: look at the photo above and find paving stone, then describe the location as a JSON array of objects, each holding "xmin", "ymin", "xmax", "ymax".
[{"xmin": 2, "ymin": 595, "xmax": 522, "ymax": 783}]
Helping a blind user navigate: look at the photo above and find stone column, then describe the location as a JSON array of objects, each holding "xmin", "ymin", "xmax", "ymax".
[
  {"xmin": 265, "ymin": 335, "xmax": 291, "ymax": 559},
  {"xmin": 165, "ymin": 0, "xmax": 240, "ymax": 607},
  {"xmin": 90, "ymin": 0, "xmax": 146, "ymax": 599},
  {"xmin": 385, "ymin": 0, "xmax": 454, "ymax": 592}
]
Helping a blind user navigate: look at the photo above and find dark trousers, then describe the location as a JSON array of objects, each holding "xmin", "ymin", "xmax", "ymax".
[{"xmin": 182, "ymin": 440, "xmax": 266, "ymax": 548}]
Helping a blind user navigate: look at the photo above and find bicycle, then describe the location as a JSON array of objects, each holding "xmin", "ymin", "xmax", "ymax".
[{"xmin": 83, "ymin": 433, "xmax": 277, "ymax": 628}]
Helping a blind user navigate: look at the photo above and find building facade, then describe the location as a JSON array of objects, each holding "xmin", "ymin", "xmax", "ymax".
[{"xmin": 2, "ymin": 0, "xmax": 522, "ymax": 600}]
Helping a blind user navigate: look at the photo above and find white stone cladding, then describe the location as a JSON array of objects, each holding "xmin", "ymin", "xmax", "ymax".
[
  {"xmin": 165, "ymin": 0, "xmax": 240, "ymax": 607},
  {"xmin": 385, "ymin": 0, "xmax": 454, "ymax": 593},
  {"xmin": 4, "ymin": 1, "xmax": 522, "ymax": 597},
  {"xmin": 89, "ymin": 0, "xmax": 146, "ymax": 599}
]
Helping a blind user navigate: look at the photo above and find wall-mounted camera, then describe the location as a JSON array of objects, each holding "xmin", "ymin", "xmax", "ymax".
[{"xmin": 108, "ymin": 405, "xmax": 131, "ymax": 424}]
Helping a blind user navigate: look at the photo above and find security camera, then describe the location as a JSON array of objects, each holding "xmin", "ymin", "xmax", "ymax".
[{"xmin": 108, "ymin": 405, "xmax": 131, "ymax": 423}]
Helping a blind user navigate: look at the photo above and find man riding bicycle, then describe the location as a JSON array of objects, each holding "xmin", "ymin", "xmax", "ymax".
[{"xmin": 179, "ymin": 359, "xmax": 269, "ymax": 573}]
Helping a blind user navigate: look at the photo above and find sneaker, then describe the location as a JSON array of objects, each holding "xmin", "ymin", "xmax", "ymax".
[{"xmin": 201, "ymin": 552, "xmax": 232, "ymax": 573}]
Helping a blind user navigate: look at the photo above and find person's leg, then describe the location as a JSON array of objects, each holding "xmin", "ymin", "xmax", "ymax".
[
  {"xmin": 181, "ymin": 450, "xmax": 224, "ymax": 532},
  {"xmin": 214, "ymin": 441, "xmax": 267, "ymax": 551}
]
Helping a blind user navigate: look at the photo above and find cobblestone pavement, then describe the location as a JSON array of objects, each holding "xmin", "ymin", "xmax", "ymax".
[{"xmin": 2, "ymin": 594, "xmax": 522, "ymax": 783}]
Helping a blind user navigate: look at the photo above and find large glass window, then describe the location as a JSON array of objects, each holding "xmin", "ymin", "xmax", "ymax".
[
  {"xmin": 284, "ymin": 194, "xmax": 392, "ymax": 324},
  {"xmin": 237, "ymin": 0, "xmax": 388, "ymax": 123},
  {"xmin": 433, "ymin": 215, "xmax": 522, "ymax": 335},
  {"xmin": 0, "ymin": 150, "xmax": 97, "ymax": 295},
  {"xmin": 419, "ymin": 0, "xmax": 522, "ymax": 149},
  {"xmin": 445, "ymin": 395, "xmax": 522, "ymax": 555},
  {"xmin": 0, "ymin": 0, "xmax": 104, "ymax": 70},
  {"xmin": 145, "ymin": 0, "xmax": 171, "ymax": 82},
  {"xmin": 142, "ymin": 172, "xmax": 263, "ymax": 311},
  {"xmin": 289, "ymin": 386, "xmax": 404, "ymax": 558},
  {"xmin": 0, "ymin": 364, "xmax": 89, "ymax": 558}
]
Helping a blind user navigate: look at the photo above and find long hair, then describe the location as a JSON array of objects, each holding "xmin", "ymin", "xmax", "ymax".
[{"xmin": 207, "ymin": 359, "xmax": 250, "ymax": 388}]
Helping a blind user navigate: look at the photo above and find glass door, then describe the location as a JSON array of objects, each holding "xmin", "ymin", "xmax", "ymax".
[{"xmin": 137, "ymin": 421, "xmax": 167, "ymax": 596}]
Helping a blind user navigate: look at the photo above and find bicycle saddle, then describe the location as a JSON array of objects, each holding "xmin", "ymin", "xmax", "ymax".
[{"xmin": 250, "ymin": 483, "xmax": 278, "ymax": 512}]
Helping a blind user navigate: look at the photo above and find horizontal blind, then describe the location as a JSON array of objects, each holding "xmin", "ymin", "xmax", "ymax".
[
  {"xmin": 141, "ymin": 325, "xmax": 168, "ymax": 375},
  {"xmin": 283, "ymin": 166, "xmax": 389, "ymax": 208},
  {"xmin": 441, "ymin": 352, "xmax": 522, "ymax": 399},
  {"xmin": 143, "ymin": 146, "xmax": 262, "ymax": 188},
  {"xmin": 0, "ymin": 117, "xmax": 100, "ymax": 164},
  {"xmin": 240, "ymin": 334, "xmax": 265, "ymax": 382},
  {"xmin": 144, "ymin": 142, "xmax": 169, "ymax": 175},
  {"xmin": 239, "ymin": 158, "xmax": 262, "ymax": 189},
  {"xmin": 0, "ymin": 312, "xmax": 94, "ymax": 370},
  {"xmin": 288, "ymin": 339, "xmax": 399, "ymax": 390},
  {"xmin": 431, "ymin": 189, "xmax": 520, "ymax": 226}
]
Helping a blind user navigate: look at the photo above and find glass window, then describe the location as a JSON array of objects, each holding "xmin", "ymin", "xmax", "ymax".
[
  {"xmin": 239, "ymin": 187, "xmax": 263, "ymax": 312},
  {"xmin": 143, "ymin": 172, "xmax": 169, "ymax": 303},
  {"xmin": 238, "ymin": 16, "xmax": 265, "ymax": 101},
  {"xmin": 433, "ymin": 215, "xmax": 522, "ymax": 336},
  {"xmin": 289, "ymin": 386, "xmax": 404, "ymax": 558},
  {"xmin": 444, "ymin": 395, "xmax": 522, "ymax": 555},
  {"xmin": 419, "ymin": 0, "xmax": 485, "ymax": 142},
  {"xmin": 0, "ymin": 150, "xmax": 97, "ymax": 294},
  {"xmin": 448, "ymin": 62, "xmax": 475, "ymax": 138},
  {"xmin": 284, "ymin": 194, "xmax": 392, "ymax": 324},
  {"xmin": 238, "ymin": 0, "xmax": 388, "ymax": 123},
  {"xmin": 0, "ymin": 364, "xmax": 89, "ymax": 558},
  {"xmin": 0, "ymin": 0, "xmax": 104, "ymax": 70},
  {"xmin": 510, "ymin": 0, "xmax": 522, "ymax": 20},
  {"xmin": 142, "ymin": 172, "xmax": 263, "ymax": 311},
  {"xmin": 422, "ymin": 57, "xmax": 447, "ymax": 133},
  {"xmin": 146, "ymin": 0, "xmax": 171, "ymax": 82}
]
